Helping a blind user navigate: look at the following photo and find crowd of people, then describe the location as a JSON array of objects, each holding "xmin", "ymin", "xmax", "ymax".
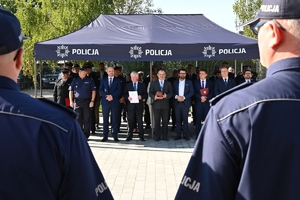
[{"xmin": 53, "ymin": 61, "xmax": 257, "ymax": 141}]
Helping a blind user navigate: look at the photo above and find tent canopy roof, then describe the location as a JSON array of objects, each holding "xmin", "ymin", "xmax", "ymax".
[{"xmin": 34, "ymin": 14, "xmax": 258, "ymax": 61}]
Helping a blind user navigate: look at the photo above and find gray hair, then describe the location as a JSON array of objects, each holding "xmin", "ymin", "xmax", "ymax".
[
  {"xmin": 283, "ymin": 19, "xmax": 300, "ymax": 42},
  {"xmin": 130, "ymin": 71, "xmax": 139, "ymax": 77}
]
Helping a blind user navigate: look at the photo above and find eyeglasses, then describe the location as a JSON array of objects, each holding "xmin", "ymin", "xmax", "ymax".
[{"xmin": 251, "ymin": 19, "xmax": 286, "ymax": 35}]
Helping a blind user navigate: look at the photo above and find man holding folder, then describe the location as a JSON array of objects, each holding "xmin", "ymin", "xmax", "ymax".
[
  {"xmin": 124, "ymin": 71, "xmax": 147, "ymax": 141},
  {"xmin": 193, "ymin": 69, "xmax": 214, "ymax": 139}
]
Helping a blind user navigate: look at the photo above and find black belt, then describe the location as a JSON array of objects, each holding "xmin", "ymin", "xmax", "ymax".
[{"xmin": 75, "ymin": 98, "xmax": 91, "ymax": 102}]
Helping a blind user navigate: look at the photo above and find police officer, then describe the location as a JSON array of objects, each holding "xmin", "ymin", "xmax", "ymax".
[
  {"xmin": 53, "ymin": 68, "xmax": 72, "ymax": 107},
  {"xmin": 69, "ymin": 66, "xmax": 96, "ymax": 139},
  {"xmin": 175, "ymin": 0, "xmax": 300, "ymax": 199},
  {"xmin": 0, "ymin": 8, "xmax": 113, "ymax": 199}
]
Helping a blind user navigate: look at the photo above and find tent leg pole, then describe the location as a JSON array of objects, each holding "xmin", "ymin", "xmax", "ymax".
[
  {"xmin": 149, "ymin": 61, "xmax": 153, "ymax": 139},
  {"xmin": 34, "ymin": 59, "xmax": 37, "ymax": 98}
]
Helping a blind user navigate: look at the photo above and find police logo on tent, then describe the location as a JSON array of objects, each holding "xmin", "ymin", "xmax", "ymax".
[
  {"xmin": 56, "ymin": 45, "xmax": 70, "ymax": 58},
  {"xmin": 129, "ymin": 45, "xmax": 143, "ymax": 59},
  {"xmin": 202, "ymin": 45, "xmax": 216, "ymax": 58}
]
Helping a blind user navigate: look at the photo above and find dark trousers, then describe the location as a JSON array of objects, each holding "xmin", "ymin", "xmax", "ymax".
[
  {"xmin": 127, "ymin": 108, "xmax": 144, "ymax": 138},
  {"xmin": 154, "ymin": 108, "xmax": 169, "ymax": 140},
  {"xmin": 169, "ymin": 105, "xmax": 176, "ymax": 128},
  {"xmin": 74, "ymin": 100, "xmax": 92, "ymax": 139},
  {"xmin": 195, "ymin": 102, "xmax": 210, "ymax": 136},
  {"xmin": 102, "ymin": 103, "xmax": 120, "ymax": 138},
  {"xmin": 175, "ymin": 103, "xmax": 189, "ymax": 136},
  {"xmin": 144, "ymin": 104, "xmax": 150, "ymax": 126}
]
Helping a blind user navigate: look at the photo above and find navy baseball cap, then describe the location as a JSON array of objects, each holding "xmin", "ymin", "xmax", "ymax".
[
  {"xmin": 242, "ymin": 0, "xmax": 300, "ymax": 27},
  {"xmin": 79, "ymin": 66, "xmax": 87, "ymax": 71},
  {"xmin": 61, "ymin": 68, "xmax": 69, "ymax": 73},
  {"xmin": 0, "ymin": 8, "xmax": 27, "ymax": 55}
]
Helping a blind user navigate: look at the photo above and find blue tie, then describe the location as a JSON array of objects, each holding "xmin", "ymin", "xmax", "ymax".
[
  {"xmin": 160, "ymin": 81, "xmax": 163, "ymax": 91},
  {"xmin": 133, "ymin": 82, "xmax": 137, "ymax": 91}
]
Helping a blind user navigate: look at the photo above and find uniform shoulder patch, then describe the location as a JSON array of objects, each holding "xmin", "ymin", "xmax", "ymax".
[
  {"xmin": 38, "ymin": 98, "xmax": 78, "ymax": 119},
  {"xmin": 210, "ymin": 82, "xmax": 253, "ymax": 106}
]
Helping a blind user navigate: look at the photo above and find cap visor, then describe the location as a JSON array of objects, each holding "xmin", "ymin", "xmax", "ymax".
[{"xmin": 238, "ymin": 17, "xmax": 259, "ymax": 27}]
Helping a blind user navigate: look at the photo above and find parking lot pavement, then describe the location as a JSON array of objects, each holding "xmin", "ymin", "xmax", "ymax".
[{"xmin": 22, "ymin": 88, "xmax": 197, "ymax": 200}]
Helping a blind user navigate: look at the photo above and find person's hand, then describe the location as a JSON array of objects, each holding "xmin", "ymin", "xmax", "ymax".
[
  {"xmin": 201, "ymin": 96, "xmax": 207, "ymax": 102},
  {"xmin": 70, "ymin": 101, "xmax": 74, "ymax": 108},
  {"xmin": 89, "ymin": 101, "xmax": 94, "ymax": 108},
  {"xmin": 138, "ymin": 95, "xmax": 142, "ymax": 100},
  {"xmin": 163, "ymin": 93, "xmax": 167, "ymax": 99}
]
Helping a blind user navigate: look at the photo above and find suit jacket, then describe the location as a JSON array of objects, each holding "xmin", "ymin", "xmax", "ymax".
[
  {"xmin": 214, "ymin": 77, "xmax": 236, "ymax": 96},
  {"xmin": 172, "ymin": 79, "xmax": 194, "ymax": 107},
  {"xmin": 124, "ymin": 81, "xmax": 147, "ymax": 111},
  {"xmin": 193, "ymin": 79, "xmax": 214, "ymax": 105},
  {"xmin": 149, "ymin": 80, "xmax": 173, "ymax": 110},
  {"xmin": 99, "ymin": 76, "xmax": 122, "ymax": 106}
]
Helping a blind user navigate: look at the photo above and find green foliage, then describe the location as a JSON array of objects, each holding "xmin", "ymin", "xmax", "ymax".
[
  {"xmin": 233, "ymin": 0, "xmax": 262, "ymax": 38},
  {"xmin": 233, "ymin": 0, "xmax": 267, "ymax": 79},
  {"xmin": 0, "ymin": 0, "xmax": 161, "ymax": 79}
]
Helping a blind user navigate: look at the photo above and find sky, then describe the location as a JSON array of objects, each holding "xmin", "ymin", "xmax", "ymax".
[{"xmin": 152, "ymin": 0, "xmax": 237, "ymax": 32}]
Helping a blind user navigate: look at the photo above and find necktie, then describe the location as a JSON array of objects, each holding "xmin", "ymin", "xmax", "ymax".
[
  {"xmin": 133, "ymin": 82, "xmax": 137, "ymax": 91},
  {"xmin": 160, "ymin": 81, "xmax": 163, "ymax": 91},
  {"xmin": 201, "ymin": 80, "xmax": 204, "ymax": 88},
  {"xmin": 224, "ymin": 79, "xmax": 227, "ymax": 87},
  {"xmin": 109, "ymin": 78, "xmax": 112, "ymax": 87}
]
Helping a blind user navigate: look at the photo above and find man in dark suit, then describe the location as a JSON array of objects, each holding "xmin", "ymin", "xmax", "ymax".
[
  {"xmin": 194, "ymin": 69, "xmax": 214, "ymax": 139},
  {"xmin": 173, "ymin": 69, "xmax": 194, "ymax": 140},
  {"xmin": 124, "ymin": 72, "xmax": 148, "ymax": 141},
  {"xmin": 149, "ymin": 69, "xmax": 173, "ymax": 141},
  {"xmin": 99, "ymin": 66, "xmax": 122, "ymax": 142},
  {"xmin": 214, "ymin": 66, "xmax": 236, "ymax": 96},
  {"xmin": 237, "ymin": 69, "xmax": 257, "ymax": 85}
]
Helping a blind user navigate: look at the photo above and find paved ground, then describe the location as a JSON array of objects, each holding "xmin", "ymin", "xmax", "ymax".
[{"xmin": 22, "ymin": 88, "xmax": 197, "ymax": 200}]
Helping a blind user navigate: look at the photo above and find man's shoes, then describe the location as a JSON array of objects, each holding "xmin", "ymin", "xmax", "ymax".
[
  {"xmin": 126, "ymin": 136, "xmax": 132, "ymax": 141},
  {"xmin": 171, "ymin": 126, "xmax": 176, "ymax": 131},
  {"xmin": 114, "ymin": 137, "xmax": 119, "ymax": 142},
  {"xmin": 174, "ymin": 135, "xmax": 181, "ymax": 140},
  {"xmin": 139, "ymin": 137, "xmax": 146, "ymax": 141},
  {"xmin": 154, "ymin": 138, "xmax": 160, "ymax": 142},
  {"xmin": 101, "ymin": 137, "xmax": 108, "ymax": 142},
  {"xmin": 145, "ymin": 125, "xmax": 151, "ymax": 129},
  {"xmin": 183, "ymin": 135, "xmax": 190, "ymax": 141},
  {"xmin": 91, "ymin": 131, "xmax": 96, "ymax": 135},
  {"xmin": 123, "ymin": 118, "xmax": 127, "ymax": 122}
]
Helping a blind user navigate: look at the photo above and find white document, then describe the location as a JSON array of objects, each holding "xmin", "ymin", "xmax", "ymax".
[{"xmin": 129, "ymin": 91, "xmax": 139, "ymax": 103}]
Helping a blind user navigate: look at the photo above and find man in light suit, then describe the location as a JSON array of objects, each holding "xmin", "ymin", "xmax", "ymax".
[
  {"xmin": 99, "ymin": 66, "xmax": 122, "ymax": 142},
  {"xmin": 124, "ymin": 71, "xmax": 148, "ymax": 141},
  {"xmin": 173, "ymin": 69, "xmax": 194, "ymax": 140},
  {"xmin": 149, "ymin": 69, "xmax": 173, "ymax": 141},
  {"xmin": 214, "ymin": 66, "xmax": 236, "ymax": 96},
  {"xmin": 193, "ymin": 69, "xmax": 214, "ymax": 139}
]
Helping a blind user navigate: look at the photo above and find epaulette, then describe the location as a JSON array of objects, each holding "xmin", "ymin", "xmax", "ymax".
[
  {"xmin": 210, "ymin": 82, "xmax": 253, "ymax": 106},
  {"xmin": 38, "ymin": 98, "xmax": 78, "ymax": 119}
]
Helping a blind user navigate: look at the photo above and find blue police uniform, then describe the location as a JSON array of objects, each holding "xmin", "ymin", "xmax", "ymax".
[
  {"xmin": 69, "ymin": 76, "xmax": 96, "ymax": 138},
  {"xmin": 175, "ymin": 57, "xmax": 300, "ymax": 200},
  {"xmin": 0, "ymin": 76, "xmax": 113, "ymax": 199}
]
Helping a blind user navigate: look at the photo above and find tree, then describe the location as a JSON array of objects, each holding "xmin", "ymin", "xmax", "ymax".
[
  {"xmin": 233, "ymin": 0, "xmax": 267, "ymax": 79},
  {"xmin": 233, "ymin": 0, "xmax": 262, "ymax": 38},
  {"xmin": 0, "ymin": 0, "xmax": 161, "ymax": 79},
  {"xmin": 113, "ymin": 0, "xmax": 162, "ymax": 14}
]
